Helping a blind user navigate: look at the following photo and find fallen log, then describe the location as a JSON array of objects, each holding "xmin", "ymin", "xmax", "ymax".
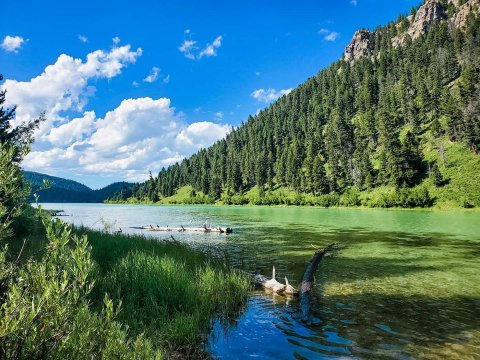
[
  {"xmin": 132, "ymin": 225, "xmax": 233, "ymax": 233},
  {"xmin": 255, "ymin": 266, "xmax": 290, "ymax": 294},
  {"xmin": 299, "ymin": 243, "xmax": 336, "ymax": 320},
  {"xmin": 255, "ymin": 267, "xmax": 298, "ymax": 296}
]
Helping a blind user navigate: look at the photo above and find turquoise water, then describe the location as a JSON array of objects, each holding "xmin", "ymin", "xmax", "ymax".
[{"xmin": 40, "ymin": 204, "xmax": 480, "ymax": 359}]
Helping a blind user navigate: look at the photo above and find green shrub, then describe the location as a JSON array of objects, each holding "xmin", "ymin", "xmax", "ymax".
[{"xmin": 0, "ymin": 215, "xmax": 160, "ymax": 359}]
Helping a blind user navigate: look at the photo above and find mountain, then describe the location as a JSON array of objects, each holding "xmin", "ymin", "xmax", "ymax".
[
  {"xmin": 126, "ymin": 0, "xmax": 480, "ymax": 208},
  {"xmin": 24, "ymin": 171, "xmax": 134, "ymax": 203},
  {"xmin": 24, "ymin": 171, "xmax": 92, "ymax": 193}
]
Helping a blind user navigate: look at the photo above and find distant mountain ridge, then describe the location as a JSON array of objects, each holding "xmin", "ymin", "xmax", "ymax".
[{"xmin": 24, "ymin": 171, "xmax": 134, "ymax": 203}]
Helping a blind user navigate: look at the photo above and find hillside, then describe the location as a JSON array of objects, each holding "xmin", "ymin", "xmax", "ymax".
[
  {"xmin": 125, "ymin": 0, "xmax": 480, "ymax": 208},
  {"xmin": 24, "ymin": 171, "xmax": 134, "ymax": 203},
  {"xmin": 24, "ymin": 171, "xmax": 92, "ymax": 193}
]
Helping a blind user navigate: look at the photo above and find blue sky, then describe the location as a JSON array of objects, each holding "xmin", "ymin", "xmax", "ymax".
[{"xmin": 1, "ymin": 0, "xmax": 421, "ymax": 188}]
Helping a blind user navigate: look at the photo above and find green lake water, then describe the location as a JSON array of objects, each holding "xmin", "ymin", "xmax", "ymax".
[{"xmin": 41, "ymin": 204, "xmax": 480, "ymax": 359}]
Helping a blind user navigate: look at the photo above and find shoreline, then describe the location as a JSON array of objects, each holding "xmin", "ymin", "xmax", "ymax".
[{"xmin": 101, "ymin": 201, "xmax": 480, "ymax": 212}]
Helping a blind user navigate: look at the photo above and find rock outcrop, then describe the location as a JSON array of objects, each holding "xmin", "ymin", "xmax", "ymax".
[
  {"xmin": 344, "ymin": 29, "xmax": 373, "ymax": 63},
  {"xmin": 391, "ymin": 0, "xmax": 446, "ymax": 48},
  {"xmin": 451, "ymin": 0, "xmax": 480, "ymax": 28},
  {"xmin": 408, "ymin": 0, "xmax": 447, "ymax": 39},
  {"xmin": 345, "ymin": 0, "xmax": 479, "ymax": 64}
]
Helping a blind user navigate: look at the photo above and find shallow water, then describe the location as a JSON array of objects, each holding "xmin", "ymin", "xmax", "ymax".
[{"xmin": 40, "ymin": 204, "xmax": 480, "ymax": 359}]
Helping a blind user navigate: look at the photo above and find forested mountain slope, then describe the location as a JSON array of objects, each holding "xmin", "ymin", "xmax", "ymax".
[
  {"xmin": 126, "ymin": 0, "xmax": 480, "ymax": 208},
  {"xmin": 24, "ymin": 171, "xmax": 133, "ymax": 203}
]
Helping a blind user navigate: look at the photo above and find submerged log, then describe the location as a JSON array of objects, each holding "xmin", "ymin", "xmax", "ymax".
[{"xmin": 299, "ymin": 244, "xmax": 336, "ymax": 320}]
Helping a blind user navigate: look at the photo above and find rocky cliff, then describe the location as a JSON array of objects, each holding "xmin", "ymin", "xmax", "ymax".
[
  {"xmin": 344, "ymin": 29, "xmax": 373, "ymax": 63},
  {"xmin": 452, "ymin": 0, "xmax": 480, "ymax": 28},
  {"xmin": 345, "ymin": 0, "xmax": 480, "ymax": 63}
]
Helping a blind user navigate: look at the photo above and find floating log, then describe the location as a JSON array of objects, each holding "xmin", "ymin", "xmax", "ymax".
[
  {"xmin": 132, "ymin": 225, "xmax": 233, "ymax": 234},
  {"xmin": 48, "ymin": 210, "xmax": 70, "ymax": 217},
  {"xmin": 299, "ymin": 243, "xmax": 336, "ymax": 321}
]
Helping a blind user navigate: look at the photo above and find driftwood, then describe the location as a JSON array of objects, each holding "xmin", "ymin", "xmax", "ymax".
[
  {"xmin": 48, "ymin": 210, "xmax": 70, "ymax": 217},
  {"xmin": 131, "ymin": 225, "xmax": 233, "ymax": 233},
  {"xmin": 255, "ymin": 266, "xmax": 294, "ymax": 295},
  {"xmin": 254, "ymin": 243, "xmax": 336, "ymax": 320},
  {"xmin": 299, "ymin": 244, "xmax": 336, "ymax": 320}
]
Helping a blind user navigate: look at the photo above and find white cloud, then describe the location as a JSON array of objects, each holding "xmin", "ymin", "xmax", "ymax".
[
  {"xmin": 1, "ymin": 35, "xmax": 26, "ymax": 53},
  {"xmin": 143, "ymin": 66, "xmax": 160, "ymax": 83},
  {"xmin": 179, "ymin": 33, "xmax": 223, "ymax": 60},
  {"xmin": 45, "ymin": 111, "xmax": 96, "ymax": 146},
  {"xmin": 22, "ymin": 97, "xmax": 231, "ymax": 182},
  {"xmin": 133, "ymin": 81, "xmax": 140, "ymax": 87},
  {"xmin": 178, "ymin": 40, "xmax": 197, "ymax": 59},
  {"xmin": 318, "ymin": 29, "xmax": 340, "ymax": 42},
  {"xmin": 162, "ymin": 74, "xmax": 170, "ymax": 84},
  {"xmin": 255, "ymin": 71, "xmax": 261, "ymax": 76},
  {"xmin": 350, "ymin": 0, "xmax": 358, "ymax": 6},
  {"xmin": 324, "ymin": 32, "xmax": 340, "ymax": 42},
  {"xmin": 214, "ymin": 111, "xmax": 223, "ymax": 120},
  {"xmin": 78, "ymin": 34, "xmax": 88, "ymax": 43},
  {"xmin": 198, "ymin": 36, "xmax": 223, "ymax": 59},
  {"xmin": 4, "ymin": 44, "xmax": 142, "ymax": 129},
  {"xmin": 251, "ymin": 88, "xmax": 293, "ymax": 103},
  {"xmin": 112, "ymin": 36, "xmax": 121, "ymax": 45},
  {"xmin": 5, "ymin": 45, "xmax": 230, "ymax": 183},
  {"xmin": 176, "ymin": 121, "xmax": 230, "ymax": 150}
]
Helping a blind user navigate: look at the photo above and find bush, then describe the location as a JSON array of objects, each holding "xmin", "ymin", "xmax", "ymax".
[
  {"xmin": 340, "ymin": 187, "xmax": 361, "ymax": 207},
  {"xmin": 0, "ymin": 215, "xmax": 160, "ymax": 359}
]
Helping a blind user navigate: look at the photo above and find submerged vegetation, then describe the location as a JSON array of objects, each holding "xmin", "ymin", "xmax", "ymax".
[{"xmin": 121, "ymin": 2, "xmax": 480, "ymax": 209}]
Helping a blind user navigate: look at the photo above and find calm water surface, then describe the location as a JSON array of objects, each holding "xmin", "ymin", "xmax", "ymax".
[{"xmin": 40, "ymin": 203, "xmax": 480, "ymax": 359}]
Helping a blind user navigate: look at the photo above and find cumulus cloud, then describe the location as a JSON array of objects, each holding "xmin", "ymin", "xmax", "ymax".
[
  {"xmin": 179, "ymin": 32, "xmax": 223, "ymax": 60},
  {"xmin": 251, "ymin": 88, "xmax": 293, "ymax": 103},
  {"xmin": 4, "ymin": 44, "xmax": 142, "ymax": 128},
  {"xmin": 112, "ymin": 36, "xmax": 121, "ymax": 45},
  {"xmin": 5, "ymin": 44, "xmax": 230, "ymax": 183},
  {"xmin": 176, "ymin": 122, "xmax": 230, "ymax": 150},
  {"xmin": 45, "ymin": 111, "xmax": 96, "ymax": 146},
  {"xmin": 22, "ymin": 97, "xmax": 231, "ymax": 182},
  {"xmin": 1, "ymin": 35, "xmax": 26, "ymax": 53},
  {"xmin": 78, "ymin": 34, "xmax": 88, "ymax": 43}
]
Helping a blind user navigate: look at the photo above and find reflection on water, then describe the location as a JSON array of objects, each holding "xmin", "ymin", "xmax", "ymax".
[{"xmin": 39, "ymin": 204, "xmax": 480, "ymax": 359}]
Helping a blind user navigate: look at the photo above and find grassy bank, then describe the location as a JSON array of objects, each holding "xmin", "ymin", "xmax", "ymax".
[
  {"xmin": 83, "ymin": 228, "xmax": 250, "ymax": 356},
  {"xmin": 1, "ymin": 212, "xmax": 250, "ymax": 359}
]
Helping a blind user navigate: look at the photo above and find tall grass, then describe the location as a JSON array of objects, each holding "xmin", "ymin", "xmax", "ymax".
[{"xmin": 82, "ymin": 229, "xmax": 251, "ymax": 355}]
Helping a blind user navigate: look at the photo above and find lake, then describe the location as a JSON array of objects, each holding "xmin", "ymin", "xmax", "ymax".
[{"xmin": 40, "ymin": 203, "xmax": 480, "ymax": 359}]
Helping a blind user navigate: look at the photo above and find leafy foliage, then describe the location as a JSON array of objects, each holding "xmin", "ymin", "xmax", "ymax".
[{"xmin": 0, "ymin": 214, "xmax": 161, "ymax": 359}]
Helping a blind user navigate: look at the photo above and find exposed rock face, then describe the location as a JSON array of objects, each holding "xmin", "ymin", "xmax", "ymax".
[
  {"xmin": 346, "ymin": 0, "xmax": 479, "ymax": 64},
  {"xmin": 344, "ymin": 29, "xmax": 373, "ymax": 63},
  {"xmin": 451, "ymin": 0, "xmax": 480, "ymax": 28},
  {"xmin": 408, "ymin": 0, "xmax": 447, "ymax": 40},
  {"xmin": 391, "ymin": 0, "xmax": 446, "ymax": 47}
]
